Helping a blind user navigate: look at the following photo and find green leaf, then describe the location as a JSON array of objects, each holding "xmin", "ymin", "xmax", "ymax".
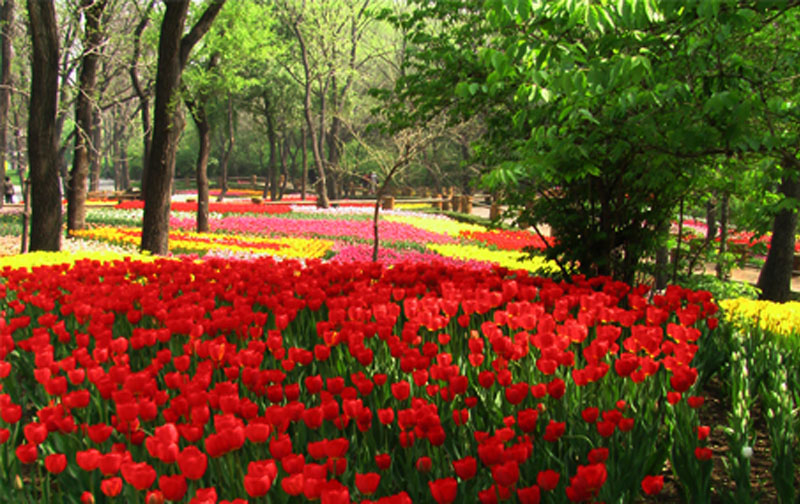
[{"xmin": 468, "ymin": 83, "xmax": 480, "ymax": 96}]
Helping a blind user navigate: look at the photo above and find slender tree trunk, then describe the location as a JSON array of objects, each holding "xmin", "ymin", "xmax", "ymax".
[
  {"xmin": 217, "ymin": 93, "xmax": 234, "ymax": 201},
  {"xmin": 705, "ymin": 197, "xmax": 716, "ymax": 244},
  {"xmin": 27, "ymin": 0, "xmax": 61, "ymax": 251},
  {"xmin": 0, "ymin": 0, "xmax": 13, "ymax": 209},
  {"xmin": 301, "ymin": 126, "xmax": 307, "ymax": 200},
  {"xmin": 186, "ymin": 98, "xmax": 211, "ymax": 232},
  {"xmin": 140, "ymin": 0, "xmax": 225, "ymax": 254},
  {"xmin": 67, "ymin": 0, "xmax": 106, "ymax": 232},
  {"xmin": 716, "ymin": 192, "xmax": 729, "ymax": 280},
  {"xmin": 89, "ymin": 110, "xmax": 102, "ymax": 192},
  {"xmin": 672, "ymin": 197, "xmax": 684, "ymax": 283},
  {"xmin": 293, "ymin": 21, "xmax": 328, "ymax": 207},
  {"xmin": 262, "ymin": 91, "xmax": 277, "ymax": 200},
  {"xmin": 758, "ymin": 159, "xmax": 800, "ymax": 302},
  {"xmin": 279, "ymin": 136, "xmax": 289, "ymax": 199},
  {"xmin": 131, "ymin": 0, "xmax": 154, "ymax": 196}
]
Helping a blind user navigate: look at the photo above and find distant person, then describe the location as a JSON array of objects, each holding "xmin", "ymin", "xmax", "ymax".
[
  {"xmin": 3, "ymin": 176, "xmax": 13, "ymax": 203},
  {"xmin": 369, "ymin": 172, "xmax": 378, "ymax": 194}
]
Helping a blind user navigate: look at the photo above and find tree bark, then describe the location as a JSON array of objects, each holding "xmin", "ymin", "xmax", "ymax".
[
  {"xmin": 140, "ymin": 0, "xmax": 225, "ymax": 255},
  {"xmin": 67, "ymin": 0, "xmax": 106, "ymax": 232},
  {"xmin": 262, "ymin": 91, "xmax": 277, "ymax": 200},
  {"xmin": 89, "ymin": 110, "xmax": 102, "ymax": 192},
  {"xmin": 758, "ymin": 159, "xmax": 800, "ymax": 302},
  {"xmin": 716, "ymin": 192, "xmax": 729, "ymax": 280},
  {"xmin": 301, "ymin": 126, "xmax": 307, "ymax": 200},
  {"xmin": 0, "ymin": 0, "xmax": 13, "ymax": 209},
  {"xmin": 293, "ymin": 19, "xmax": 328, "ymax": 208},
  {"xmin": 186, "ymin": 97, "xmax": 211, "ymax": 232},
  {"xmin": 130, "ymin": 0, "xmax": 154, "ymax": 197},
  {"xmin": 27, "ymin": 0, "xmax": 61, "ymax": 251},
  {"xmin": 217, "ymin": 93, "xmax": 234, "ymax": 201}
]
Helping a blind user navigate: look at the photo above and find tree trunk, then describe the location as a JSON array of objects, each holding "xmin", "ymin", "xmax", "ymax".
[
  {"xmin": 217, "ymin": 93, "xmax": 234, "ymax": 201},
  {"xmin": 293, "ymin": 20, "xmax": 328, "ymax": 208},
  {"xmin": 279, "ymin": 136, "xmax": 289, "ymax": 199},
  {"xmin": 262, "ymin": 91, "xmax": 277, "ymax": 200},
  {"xmin": 140, "ymin": 0, "xmax": 225, "ymax": 255},
  {"xmin": 67, "ymin": 0, "xmax": 106, "ymax": 232},
  {"xmin": 0, "ymin": 0, "xmax": 12, "ymax": 209},
  {"xmin": 131, "ymin": 0, "xmax": 154, "ymax": 197},
  {"xmin": 301, "ymin": 126, "xmax": 307, "ymax": 200},
  {"xmin": 89, "ymin": 110, "xmax": 102, "ymax": 192},
  {"xmin": 27, "ymin": 0, "xmax": 61, "ymax": 251},
  {"xmin": 186, "ymin": 97, "xmax": 211, "ymax": 233},
  {"xmin": 716, "ymin": 192, "xmax": 729, "ymax": 280},
  {"xmin": 758, "ymin": 160, "xmax": 800, "ymax": 302},
  {"xmin": 705, "ymin": 198, "xmax": 716, "ymax": 244}
]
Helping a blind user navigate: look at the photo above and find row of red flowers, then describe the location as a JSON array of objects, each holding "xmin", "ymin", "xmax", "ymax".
[
  {"xmin": 115, "ymin": 201, "xmax": 292, "ymax": 215},
  {"xmin": 0, "ymin": 257, "xmax": 717, "ymax": 502}
]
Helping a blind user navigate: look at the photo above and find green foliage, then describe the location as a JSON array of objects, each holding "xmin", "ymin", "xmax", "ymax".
[
  {"xmin": 383, "ymin": 0, "xmax": 800, "ymax": 283},
  {"xmin": 681, "ymin": 275, "xmax": 761, "ymax": 302}
]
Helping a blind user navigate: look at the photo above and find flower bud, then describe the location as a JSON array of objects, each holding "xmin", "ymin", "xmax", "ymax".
[{"xmin": 741, "ymin": 446, "xmax": 753, "ymax": 459}]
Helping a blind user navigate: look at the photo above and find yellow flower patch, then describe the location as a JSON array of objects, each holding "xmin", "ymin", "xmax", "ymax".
[
  {"xmin": 383, "ymin": 214, "xmax": 485, "ymax": 237},
  {"xmin": 0, "ymin": 250, "xmax": 151, "ymax": 271},
  {"xmin": 71, "ymin": 227, "xmax": 333, "ymax": 260},
  {"xmin": 427, "ymin": 243, "xmax": 559, "ymax": 274},
  {"xmin": 719, "ymin": 298, "xmax": 800, "ymax": 338}
]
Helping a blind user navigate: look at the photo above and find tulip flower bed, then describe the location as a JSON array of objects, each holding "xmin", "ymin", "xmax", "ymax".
[
  {"xmin": 458, "ymin": 230, "xmax": 556, "ymax": 252},
  {"xmin": 115, "ymin": 201, "xmax": 292, "ymax": 215},
  {"xmin": 0, "ymin": 256, "xmax": 720, "ymax": 503},
  {"xmin": 70, "ymin": 227, "xmax": 334, "ymax": 259}
]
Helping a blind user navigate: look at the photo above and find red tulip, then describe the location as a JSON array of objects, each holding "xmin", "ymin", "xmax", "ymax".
[
  {"xmin": 587, "ymin": 447, "xmax": 609, "ymax": 464},
  {"xmin": 146, "ymin": 490, "xmax": 165, "ymax": 504},
  {"xmin": 581, "ymin": 407, "xmax": 599, "ymax": 423},
  {"xmin": 428, "ymin": 477, "xmax": 458, "ymax": 504},
  {"xmin": 45, "ymin": 453, "xmax": 67, "ymax": 474},
  {"xmin": 87, "ymin": 423, "xmax": 114, "ymax": 444},
  {"xmin": 16, "ymin": 442, "xmax": 38, "ymax": 464},
  {"xmin": 542, "ymin": 420, "xmax": 565, "ymax": 442},
  {"xmin": 177, "ymin": 445, "xmax": 208, "ymax": 480},
  {"xmin": 24, "ymin": 422, "xmax": 48, "ymax": 445},
  {"xmin": 688, "ymin": 395, "xmax": 705, "ymax": 408},
  {"xmin": 377, "ymin": 408, "xmax": 395, "ymax": 425},
  {"xmin": 695, "ymin": 447, "xmax": 713, "ymax": 461},
  {"xmin": 80, "ymin": 491, "xmax": 95, "ymax": 504},
  {"xmin": 375, "ymin": 453, "xmax": 391, "ymax": 470},
  {"xmin": 320, "ymin": 482, "xmax": 350, "ymax": 504},
  {"xmin": 517, "ymin": 485, "xmax": 541, "ymax": 504},
  {"xmin": 641, "ymin": 475, "xmax": 664, "ymax": 495},
  {"xmin": 416, "ymin": 456, "xmax": 432, "ymax": 472},
  {"xmin": 390, "ymin": 381, "xmax": 410, "ymax": 401},
  {"xmin": 452, "ymin": 456, "xmax": 477, "ymax": 480},
  {"xmin": 100, "ymin": 477, "xmax": 123, "ymax": 497},
  {"xmin": 491, "ymin": 460, "xmax": 520, "ymax": 487},
  {"xmin": 121, "ymin": 461, "xmax": 156, "ymax": 490},
  {"xmin": 269, "ymin": 433, "xmax": 293, "ymax": 460},
  {"xmin": 159, "ymin": 474, "xmax": 188, "ymax": 501},
  {"xmin": 355, "ymin": 472, "xmax": 381, "ymax": 495},
  {"xmin": 565, "ymin": 462, "xmax": 607, "ymax": 502},
  {"xmin": 504, "ymin": 382, "xmax": 528, "ymax": 405},
  {"xmin": 0, "ymin": 428, "xmax": 9, "ymax": 444},
  {"xmin": 245, "ymin": 421, "xmax": 271, "ymax": 443},
  {"xmin": 537, "ymin": 469, "xmax": 560, "ymax": 491},
  {"xmin": 282, "ymin": 473, "xmax": 305, "ymax": 496},
  {"xmin": 0, "ymin": 402, "xmax": 22, "ymax": 424}
]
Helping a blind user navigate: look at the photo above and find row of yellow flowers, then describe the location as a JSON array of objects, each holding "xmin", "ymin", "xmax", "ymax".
[
  {"xmin": 427, "ymin": 243, "xmax": 559, "ymax": 274},
  {"xmin": 70, "ymin": 226, "xmax": 334, "ymax": 260},
  {"xmin": 383, "ymin": 214, "xmax": 486, "ymax": 237},
  {"xmin": 719, "ymin": 298, "xmax": 800, "ymax": 338}
]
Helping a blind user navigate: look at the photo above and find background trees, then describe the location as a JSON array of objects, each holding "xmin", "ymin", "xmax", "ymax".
[{"xmin": 4, "ymin": 0, "xmax": 800, "ymax": 300}]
